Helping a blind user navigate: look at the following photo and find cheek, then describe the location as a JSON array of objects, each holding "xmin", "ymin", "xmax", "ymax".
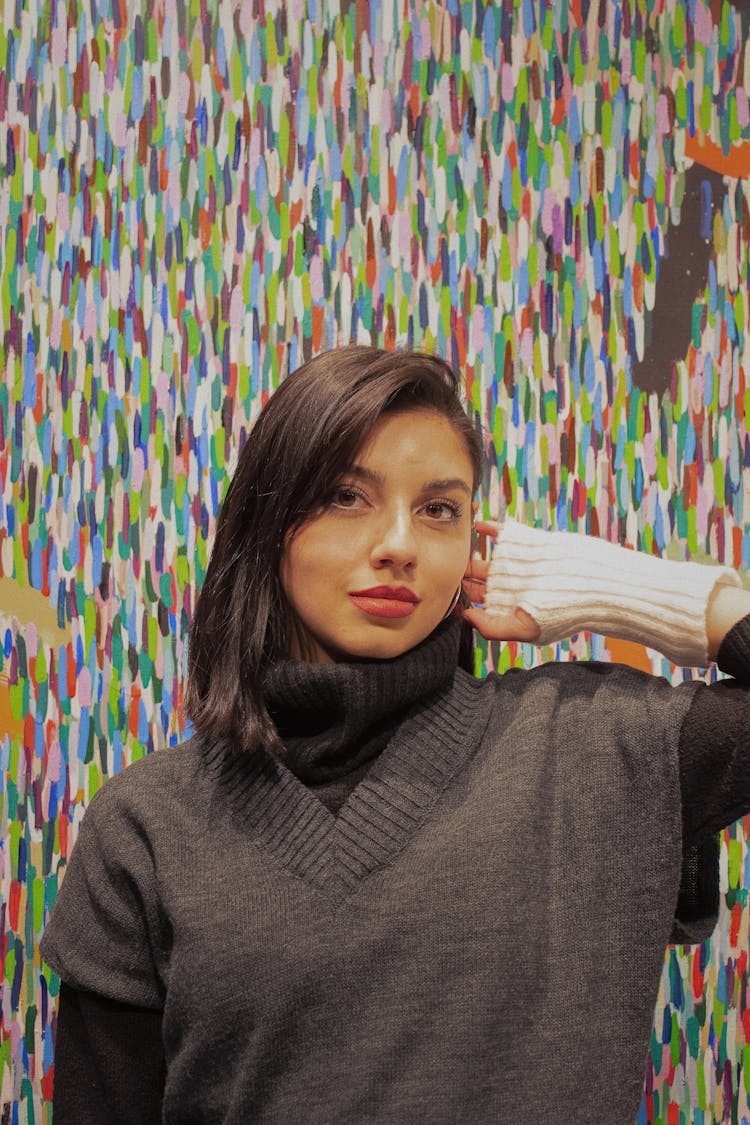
[
  {"xmin": 434, "ymin": 533, "xmax": 472, "ymax": 583},
  {"xmin": 282, "ymin": 522, "xmax": 346, "ymax": 603}
]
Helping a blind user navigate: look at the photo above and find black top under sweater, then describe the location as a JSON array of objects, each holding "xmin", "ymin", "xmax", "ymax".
[{"xmin": 42, "ymin": 617, "xmax": 750, "ymax": 1125}]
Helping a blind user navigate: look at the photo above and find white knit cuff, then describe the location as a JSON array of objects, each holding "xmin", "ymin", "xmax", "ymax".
[{"xmin": 484, "ymin": 518, "xmax": 743, "ymax": 667}]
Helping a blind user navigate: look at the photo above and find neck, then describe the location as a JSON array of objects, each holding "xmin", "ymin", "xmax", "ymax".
[{"xmin": 262, "ymin": 620, "xmax": 462, "ymax": 787}]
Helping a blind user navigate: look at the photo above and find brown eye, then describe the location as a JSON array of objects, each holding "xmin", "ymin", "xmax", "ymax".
[
  {"xmin": 330, "ymin": 485, "xmax": 366, "ymax": 509},
  {"xmin": 422, "ymin": 500, "xmax": 463, "ymax": 521}
]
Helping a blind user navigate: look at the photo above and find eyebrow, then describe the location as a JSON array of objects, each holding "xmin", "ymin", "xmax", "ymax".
[
  {"xmin": 348, "ymin": 465, "xmax": 472, "ymax": 495},
  {"xmin": 424, "ymin": 477, "xmax": 473, "ymax": 496},
  {"xmin": 348, "ymin": 464, "xmax": 386, "ymax": 485}
]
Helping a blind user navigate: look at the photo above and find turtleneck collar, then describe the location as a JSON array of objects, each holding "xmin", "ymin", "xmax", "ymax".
[{"xmin": 262, "ymin": 619, "xmax": 462, "ymax": 786}]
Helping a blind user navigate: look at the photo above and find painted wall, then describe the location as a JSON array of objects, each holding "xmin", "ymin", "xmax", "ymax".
[{"xmin": 1, "ymin": 1, "xmax": 749, "ymax": 1120}]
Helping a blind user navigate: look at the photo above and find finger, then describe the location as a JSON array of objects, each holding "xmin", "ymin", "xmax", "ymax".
[
  {"xmin": 463, "ymin": 558, "xmax": 489, "ymax": 581},
  {"xmin": 462, "ymin": 578, "xmax": 486, "ymax": 603},
  {"xmin": 463, "ymin": 605, "xmax": 541, "ymax": 643},
  {"xmin": 463, "ymin": 606, "xmax": 523, "ymax": 641},
  {"xmin": 474, "ymin": 520, "xmax": 500, "ymax": 538}
]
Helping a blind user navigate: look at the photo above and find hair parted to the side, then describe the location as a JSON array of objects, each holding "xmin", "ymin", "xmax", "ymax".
[{"xmin": 184, "ymin": 345, "xmax": 483, "ymax": 753}]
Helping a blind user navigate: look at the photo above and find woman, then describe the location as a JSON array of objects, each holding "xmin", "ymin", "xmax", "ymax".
[{"xmin": 42, "ymin": 346, "xmax": 750, "ymax": 1123}]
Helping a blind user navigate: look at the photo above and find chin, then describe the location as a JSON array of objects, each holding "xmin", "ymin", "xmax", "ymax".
[{"xmin": 343, "ymin": 624, "xmax": 440, "ymax": 662}]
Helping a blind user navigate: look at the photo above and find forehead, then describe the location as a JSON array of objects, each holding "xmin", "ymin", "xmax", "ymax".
[{"xmin": 354, "ymin": 409, "xmax": 474, "ymax": 476}]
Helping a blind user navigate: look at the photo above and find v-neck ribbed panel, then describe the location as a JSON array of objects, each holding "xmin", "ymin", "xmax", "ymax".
[{"xmin": 204, "ymin": 671, "xmax": 490, "ymax": 903}]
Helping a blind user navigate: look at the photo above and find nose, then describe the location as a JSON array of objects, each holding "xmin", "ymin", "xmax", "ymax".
[{"xmin": 369, "ymin": 506, "xmax": 417, "ymax": 571}]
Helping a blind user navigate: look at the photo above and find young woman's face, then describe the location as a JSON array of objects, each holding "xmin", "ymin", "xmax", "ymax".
[{"xmin": 282, "ymin": 409, "xmax": 475, "ymax": 662}]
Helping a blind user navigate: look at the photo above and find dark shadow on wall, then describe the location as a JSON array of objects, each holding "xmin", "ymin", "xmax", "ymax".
[
  {"xmin": 632, "ymin": 0, "xmax": 750, "ymax": 395},
  {"xmin": 633, "ymin": 163, "xmax": 729, "ymax": 396}
]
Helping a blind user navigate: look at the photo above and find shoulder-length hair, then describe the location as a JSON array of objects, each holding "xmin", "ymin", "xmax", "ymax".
[{"xmin": 184, "ymin": 345, "xmax": 483, "ymax": 753}]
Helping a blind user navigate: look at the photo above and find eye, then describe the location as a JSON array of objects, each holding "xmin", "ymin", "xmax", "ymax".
[
  {"xmin": 330, "ymin": 484, "xmax": 368, "ymax": 510},
  {"xmin": 421, "ymin": 499, "xmax": 464, "ymax": 522}
]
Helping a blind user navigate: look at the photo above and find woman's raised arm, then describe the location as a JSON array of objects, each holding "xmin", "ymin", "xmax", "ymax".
[{"xmin": 463, "ymin": 518, "xmax": 749, "ymax": 666}]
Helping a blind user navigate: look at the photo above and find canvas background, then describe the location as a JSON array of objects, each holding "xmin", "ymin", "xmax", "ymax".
[{"xmin": 1, "ymin": 1, "xmax": 750, "ymax": 1121}]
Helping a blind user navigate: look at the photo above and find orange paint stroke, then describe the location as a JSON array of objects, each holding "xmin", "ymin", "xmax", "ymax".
[
  {"xmin": 410, "ymin": 83, "xmax": 420, "ymax": 127},
  {"xmin": 685, "ymin": 134, "xmax": 750, "ymax": 179},
  {"xmin": 605, "ymin": 637, "xmax": 653, "ymax": 674},
  {"xmin": 289, "ymin": 198, "xmax": 303, "ymax": 231},
  {"xmin": 311, "ymin": 305, "xmax": 324, "ymax": 355},
  {"xmin": 0, "ymin": 675, "xmax": 22, "ymax": 740},
  {"xmin": 198, "ymin": 209, "xmax": 212, "ymax": 251}
]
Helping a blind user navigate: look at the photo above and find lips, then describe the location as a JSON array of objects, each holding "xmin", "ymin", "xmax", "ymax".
[
  {"xmin": 349, "ymin": 586, "xmax": 420, "ymax": 603},
  {"xmin": 348, "ymin": 586, "xmax": 421, "ymax": 619}
]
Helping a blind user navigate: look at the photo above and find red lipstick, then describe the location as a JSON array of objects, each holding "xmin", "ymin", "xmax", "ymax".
[{"xmin": 349, "ymin": 586, "xmax": 421, "ymax": 619}]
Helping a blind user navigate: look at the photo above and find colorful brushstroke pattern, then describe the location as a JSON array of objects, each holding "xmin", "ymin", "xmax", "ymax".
[{"xmin": 1, "ymin": 1, "xmax": 749, "ymax": 1121}]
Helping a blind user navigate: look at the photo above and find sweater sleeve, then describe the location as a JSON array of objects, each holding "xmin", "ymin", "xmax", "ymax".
[
  {"xmin": 669, "ymin": 613, "xmax": 750, "ymax": 944},
  {"xmin": 40, "ymin": 778, "xmax": 168, "ymax": 1008},
  {"xmin": 679, "ymin": 612, "xmax": 750, "ymax": 844},
  {"xmin": 52, "ymin": 983, "xmax": 164, "ymax": 1125}
]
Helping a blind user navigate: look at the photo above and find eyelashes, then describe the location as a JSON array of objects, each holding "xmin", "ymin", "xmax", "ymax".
[{"xmin": 329, "ymin": 485, "xmax": 464, "ymax": 523}]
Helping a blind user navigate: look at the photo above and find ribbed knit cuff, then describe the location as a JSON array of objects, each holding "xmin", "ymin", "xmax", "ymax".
[{"xmin": 485, "ymin": 519, "xmax": 743, "ymax": 667}]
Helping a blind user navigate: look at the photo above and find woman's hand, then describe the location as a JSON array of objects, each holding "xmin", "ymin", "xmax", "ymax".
[{"xmin": 461, "ymin": 521, "xmax": 540, "ymax": 642}]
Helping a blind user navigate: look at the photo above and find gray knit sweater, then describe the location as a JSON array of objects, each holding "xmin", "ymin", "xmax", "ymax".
[{"xmin": 41, "ymin": 621, "xmax": 750, "ymax": 1124}]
